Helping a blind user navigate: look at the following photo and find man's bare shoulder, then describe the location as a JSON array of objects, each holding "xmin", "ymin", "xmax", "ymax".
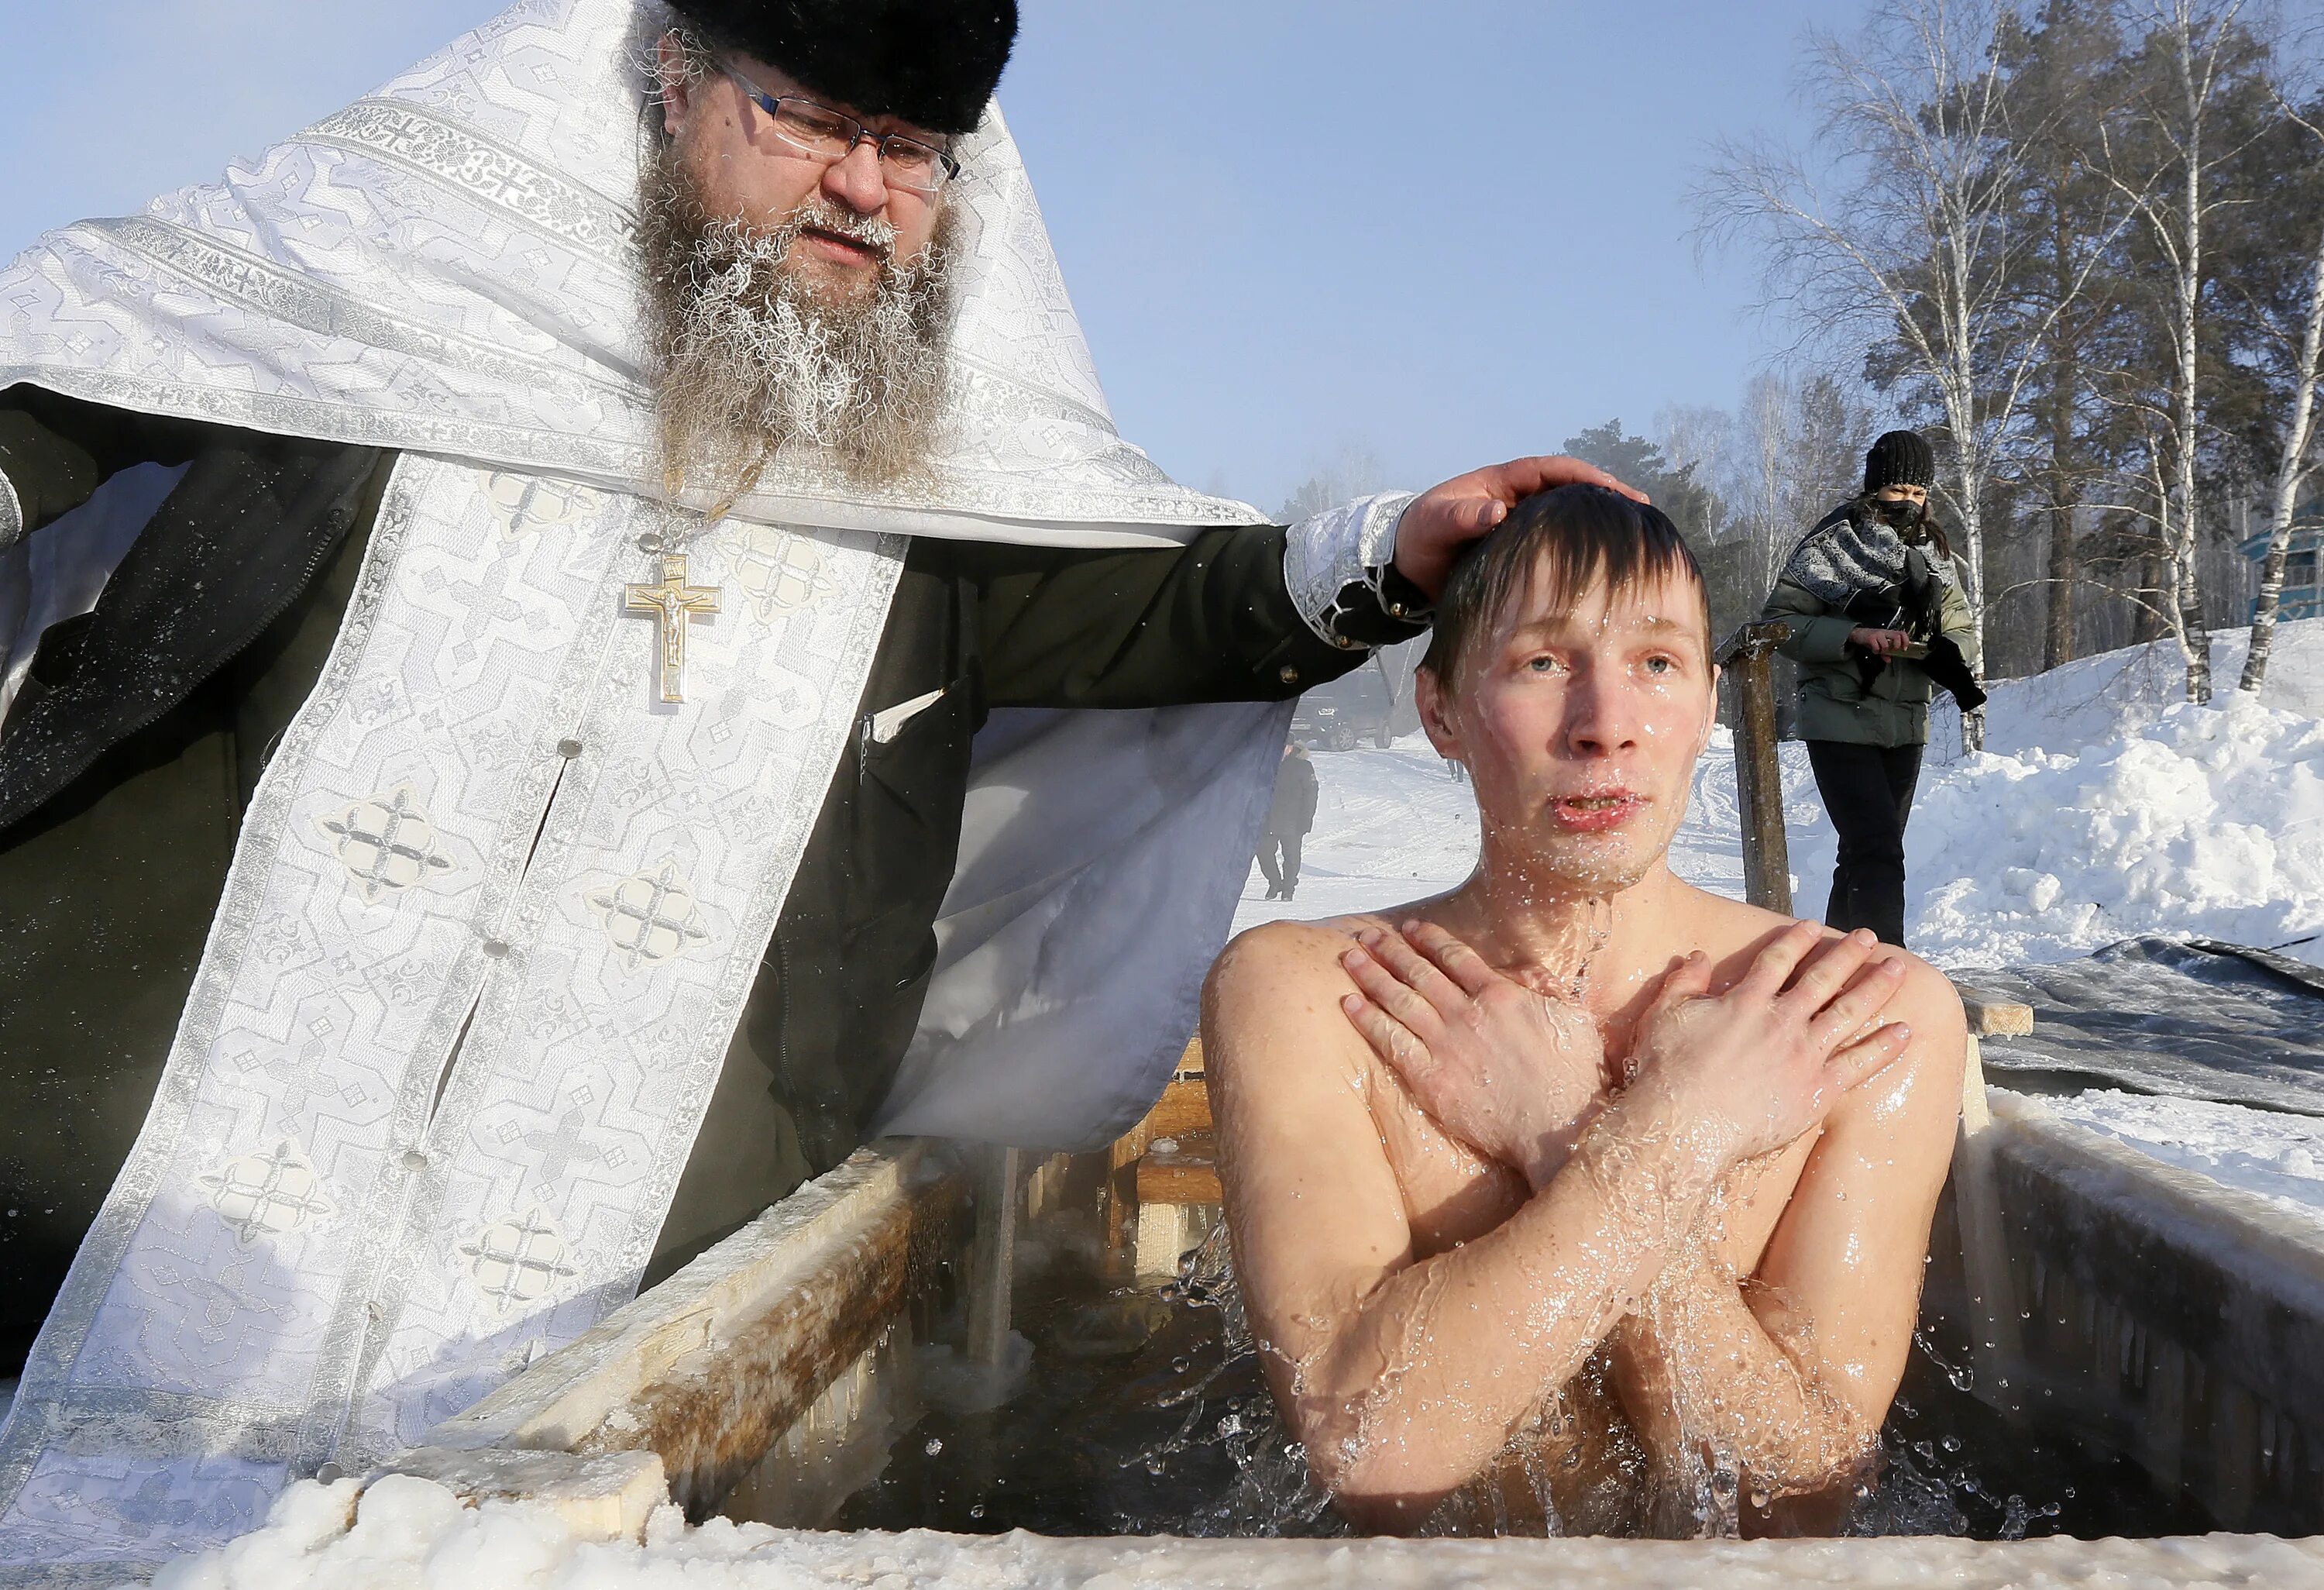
[
  {"xmin": 1205, "ymin": 907, "xmax": 1427, "ymax": 1094},
  {"xmin": 1208, "ymin": 895, "xmax": 1449, "ymax": 988},
  {"xmin": 1665, "ymin": 883, "xmax": 1968, "ymax": 1023}
]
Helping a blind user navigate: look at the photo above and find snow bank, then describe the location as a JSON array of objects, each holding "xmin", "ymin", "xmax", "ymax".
[
  {"xmin": 1772, "ymin": 621, "xmax": 2324, "ymax": 970},
  {"xmin": 136, "ymin": 1472, "xmax": 2324, "ymax": 1589}
]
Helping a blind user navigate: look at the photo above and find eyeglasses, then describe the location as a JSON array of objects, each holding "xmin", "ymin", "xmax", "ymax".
[{"xmin": 724, "ymin": 68, "xmax": 962, "ymax": 198}]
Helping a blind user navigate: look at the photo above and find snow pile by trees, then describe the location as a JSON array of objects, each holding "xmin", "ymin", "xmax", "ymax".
[{"xmin": 1775, "ymin": 619, "xmax": 2324, "ymax": 967}]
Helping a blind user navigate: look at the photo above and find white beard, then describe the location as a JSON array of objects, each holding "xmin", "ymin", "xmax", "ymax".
[{"xmin": 641, "ymin": 171, "xmax": 957, "ymax": 501}]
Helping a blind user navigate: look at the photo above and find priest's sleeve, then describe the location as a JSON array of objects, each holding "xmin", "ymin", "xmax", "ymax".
[
  {"xmin": 0, "ymin": 384, "xmax": 213, "ymax": 540},
  {"xmin": 965, "ymin": 495, "xmax": 1430, "ymax": 709}
]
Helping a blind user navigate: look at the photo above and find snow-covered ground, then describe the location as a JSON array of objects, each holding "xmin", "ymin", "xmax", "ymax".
[
  {"xmin": 1236, "ymin": 618, "xmax": 2324, "ymax": 971},
  {"xmin": 138, "ymin": 1471, "xmax": 2324, "ymax": 1588}
]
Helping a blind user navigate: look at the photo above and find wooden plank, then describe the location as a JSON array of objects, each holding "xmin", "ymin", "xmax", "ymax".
[
  {"xmin": 1952, "ymin": 980, "xmax": 2036, "ymax": 1038},
  {"xmin": 422, "ymin": 1142, "xmax": 961, "ymax": 1517},
  {"xmin": 1139, "ymin": 1161, "xmax": 1225, "ymax": 1206},
  {"xmin": 1145, "ymin": 1076, "xmax": 1213, "ymax": 1138},
  {"xmin": 1137, "ymin": 1133, "xmax": 1223, "ymax": 1206},
  {"xmin": 1718, "ymin": 621, "xmax": 1793, "ymax": 917}
]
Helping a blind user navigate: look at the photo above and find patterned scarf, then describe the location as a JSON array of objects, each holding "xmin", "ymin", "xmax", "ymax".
[{"xmin": 1782, "ymin": 499, "xmax": 1954, "ymax": 614}]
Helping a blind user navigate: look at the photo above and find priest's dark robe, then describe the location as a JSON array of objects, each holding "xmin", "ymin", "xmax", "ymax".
[{"xmin": 0, "ymin": 385, "xmax": 1420, "ymax": 1369}]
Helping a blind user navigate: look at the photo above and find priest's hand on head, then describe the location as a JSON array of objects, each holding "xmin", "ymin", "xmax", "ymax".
[{"xmin": 1393, "ymin": 456, "xmax": 1650, "ymax": 600}]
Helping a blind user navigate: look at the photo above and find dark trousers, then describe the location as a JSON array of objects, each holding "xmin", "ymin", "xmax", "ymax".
[
  {"xmin": 1804, "ymin": 740, "xmax": 1923, "ymax": 948},
  {"xmin": 1257, "ymin": 831, "xmax": 1305, "ymax": 897}
]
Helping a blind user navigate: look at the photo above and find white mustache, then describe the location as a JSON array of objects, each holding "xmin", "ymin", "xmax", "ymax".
[{"xmin": 782, "ymin": 201, "xmax": 898, "ymax": 261}]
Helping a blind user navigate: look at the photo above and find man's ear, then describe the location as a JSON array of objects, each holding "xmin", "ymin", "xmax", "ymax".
[
  {"xmin": 657, "ymin": 33, "xmax": 696, "ymax": 138},
  {"xmin": 1693, "ymin": 662, "xmax": 1721, "ymax": 760},
  {"xmin": 1416, "ymin": 665, "xmax": 1462, "ymax": 762}
]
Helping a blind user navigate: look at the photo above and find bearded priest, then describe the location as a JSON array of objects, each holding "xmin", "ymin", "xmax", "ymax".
[{"xmin": 0, "ymin": 0, "xmax": 1627, "ymax": 1565}]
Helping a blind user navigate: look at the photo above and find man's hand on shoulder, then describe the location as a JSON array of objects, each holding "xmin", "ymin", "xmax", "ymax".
[
  {"xmin": 1829, "ymin": 944, "xmax": 1967, "ymax": 1131},
  {"xmin": 1393, "ymin": 456, "xmax": 1649, "ymax": 600},
  {"xmin": 1337, "ymin": 921, "xmax": 1604, "ymax": 1188}
]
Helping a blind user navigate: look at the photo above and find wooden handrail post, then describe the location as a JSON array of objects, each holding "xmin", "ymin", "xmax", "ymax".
[{"xmin": 1717, "ymin": 622, "xmax": 1793, "ymax": 917}]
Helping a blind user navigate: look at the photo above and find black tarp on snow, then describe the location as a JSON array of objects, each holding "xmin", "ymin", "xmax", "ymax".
[{"xmin": 1965, "ymin": 937, "xmax": 2324, "ymax": 1117}]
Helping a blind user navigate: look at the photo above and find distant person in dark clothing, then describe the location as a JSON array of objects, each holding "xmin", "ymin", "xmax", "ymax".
[
  {"xmin": 1260, "ymin": 741, "xmax": 1320, "ymax": 900},
  {"xmin": 1762, "ymin": 430, "xmax": 1985, "ymax": 947}
]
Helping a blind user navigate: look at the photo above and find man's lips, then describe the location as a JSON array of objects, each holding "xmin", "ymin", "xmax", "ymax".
[
  {"xmin": 800, "ymin": 227, "xmax": 884, "ymax": 267},
  {"xmin": 1549, "ymin": 792, "xmax": 1648, "ymax": 832}
]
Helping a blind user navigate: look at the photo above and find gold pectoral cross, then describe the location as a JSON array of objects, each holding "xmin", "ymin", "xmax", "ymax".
[{"xmin": 624, "ymin": 553, "xmax": 722, "ymax": 704}]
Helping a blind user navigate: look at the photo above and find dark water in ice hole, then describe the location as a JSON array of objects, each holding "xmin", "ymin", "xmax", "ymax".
[{"xmin": 733, "ymin": 1193, "xmax": 2208, "ymax": 1542}]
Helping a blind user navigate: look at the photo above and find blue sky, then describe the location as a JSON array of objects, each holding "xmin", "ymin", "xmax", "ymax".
[{"xmin": 0, "ymin": 1, "xmax": 1869, "ymax": 511}]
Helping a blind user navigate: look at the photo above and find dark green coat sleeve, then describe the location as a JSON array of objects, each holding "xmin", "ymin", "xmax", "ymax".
[
  {"xmin": 963, "ymin": 524, "xmax": 1400, "ymax": 709},
  {"xmin": 1763, "ymin": 576, "xmax": 1858, "ymax": 663}
]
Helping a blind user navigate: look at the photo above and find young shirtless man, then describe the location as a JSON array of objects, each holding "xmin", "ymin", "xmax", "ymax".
[{"xmin": 1202, "ymin": 485, "xmax": 1967, "ymax": 1537}]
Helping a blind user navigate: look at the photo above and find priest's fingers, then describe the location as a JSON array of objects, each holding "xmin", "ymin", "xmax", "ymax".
[
  {"xmin": 1827, "ymin": 1021, "xmax": 1915, "ymax": 1094},
  {"xmin": 1342, "ymin": 942, "xmax": 1448, "ymax": 1042},
  {"xmin": 1340, "ymin": 992, "xmax": 1433, "ymax": 1078},
  {"xmin": 1808, "ymin": 958, "xmax": 1907, "ymax": 1051},
  {"xmin": 1493, "ymin": 454, "xmax": 1652, "ymax": 507},
  {"xmin": 1402, "ymin": 921, "xmax": 1501, "ymax": 998}
]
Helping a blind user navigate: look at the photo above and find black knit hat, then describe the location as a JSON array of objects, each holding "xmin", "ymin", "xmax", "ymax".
[
  {"xmin": 1864, "ymin": 429, "xmax": 1935, "ymax": 494},
  {"xmin": 672, "ymin": 0, "xmax": 1018, "ymax": 136}
]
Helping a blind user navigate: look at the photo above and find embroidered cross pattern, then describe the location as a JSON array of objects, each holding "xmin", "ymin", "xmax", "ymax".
[
  {"xmin": 462, "ymin": 1204, "xmax": 578, "ymax": 1311},
  {"xmin": 318, "ymin": 783, "xmax": 455, "ymax": 903},
  {"xmin": 624, "ymin": 552, "xmax": 721, "ymax": 704},
  {"xmin": 486, "ymin": 472, "xmax": 601, "ymax": 538},
  {"xmin": 587, "ymin": 859, "xmax": 712, "ymax": 971},
  {"xmin": 732, "ymin": 528, "xmax": 838, "ymax": 621},
  {"xmin": 520, "ymin": 1105, "xmax": 607, "ymax": 1188},
  {"xmin": 198, "ymin": 1140, "xmax": 339, "ymax": 1247}
]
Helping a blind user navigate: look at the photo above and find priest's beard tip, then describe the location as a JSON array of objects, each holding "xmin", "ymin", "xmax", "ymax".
[{"xmin": 641, "ymin": 152, "xmax": 960, "ymax": 506}]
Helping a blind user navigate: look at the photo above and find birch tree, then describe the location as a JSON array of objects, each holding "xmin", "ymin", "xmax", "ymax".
[
  {"xmin": 1697, "ymin": 0, "xmax": 2134, "ymax": 686},
  {"xmin": 2099, "ymin": 0, "xmax": 2266, "ymax": 702},
  {"xmin": 2240, "ymin": 91, "xmax": 2324, "ymax": 694}
]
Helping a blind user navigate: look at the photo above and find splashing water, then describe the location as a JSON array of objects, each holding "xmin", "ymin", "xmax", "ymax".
[{"xmin": 759, "ymin": 1192, "xmax": 2195, "ymax": 1542}]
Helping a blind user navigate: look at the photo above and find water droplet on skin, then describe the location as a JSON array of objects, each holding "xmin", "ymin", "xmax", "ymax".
[{"xmin": 968, "ymin": 1503, "xmax": 985, "ymax": 1519}]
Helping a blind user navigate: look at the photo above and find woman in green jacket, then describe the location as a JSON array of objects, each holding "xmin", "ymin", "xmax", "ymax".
[{"xmin": 1761, "ymin": 430, "xmax": 1985, "ymax": 946}]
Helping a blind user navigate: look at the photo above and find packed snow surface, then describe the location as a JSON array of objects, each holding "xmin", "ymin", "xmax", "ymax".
[
  {"xmin": 1238, "ymin": 619, "xmax": 2324, "ymax": 970},
  {"xmin": 140, "ymin": 1472, "xmax": 2324, "ymax": 1589},
  {"xmin": 2041, "ymin": 1088, "xmax": 2324, "ymax": 1230}
]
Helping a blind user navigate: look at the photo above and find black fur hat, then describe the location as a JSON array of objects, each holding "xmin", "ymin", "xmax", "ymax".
[{"xmin": 672, "ymin": 0, "xmax": 1018, "ymax": 136}]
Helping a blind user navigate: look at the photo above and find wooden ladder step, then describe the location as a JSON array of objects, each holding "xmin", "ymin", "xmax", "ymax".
[{"xmin": 1136, "ymin": 1131, "xmax": 1222, "ymax": 1206}]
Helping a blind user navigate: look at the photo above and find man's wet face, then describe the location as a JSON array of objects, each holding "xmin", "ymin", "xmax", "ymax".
[{"xmin": 1422, "ymin": 563, "xmax": 1716, "ymax": 897}]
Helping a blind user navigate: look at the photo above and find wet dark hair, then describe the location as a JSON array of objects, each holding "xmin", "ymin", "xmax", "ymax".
[{"xmin": 1418, "ymin": 484, "xmax": 1710, "ymax": 687}]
